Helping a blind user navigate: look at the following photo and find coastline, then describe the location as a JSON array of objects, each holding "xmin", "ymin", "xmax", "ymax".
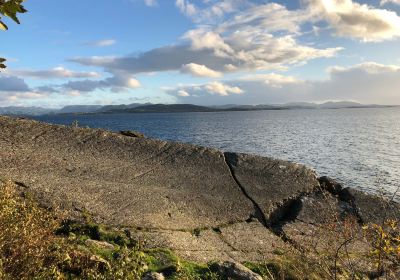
[{"xmin": 1, "ymin": 115, "xmax": 399, "ymax": 278}]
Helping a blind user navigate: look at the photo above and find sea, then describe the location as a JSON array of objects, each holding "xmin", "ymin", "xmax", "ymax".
[{"xmin": 34, "ymin": 107, "xmax": 400, "ymax": 200}]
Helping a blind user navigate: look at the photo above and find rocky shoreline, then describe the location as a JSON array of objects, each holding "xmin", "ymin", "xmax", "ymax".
[{"xmin": 1, "ymin": 115, "xmax": 399, "ymax": 278}]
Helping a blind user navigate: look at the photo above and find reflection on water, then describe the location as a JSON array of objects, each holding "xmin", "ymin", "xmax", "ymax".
[{"xmin": 35, "ymin": 107, "xmax": 400, "ymax": 199}]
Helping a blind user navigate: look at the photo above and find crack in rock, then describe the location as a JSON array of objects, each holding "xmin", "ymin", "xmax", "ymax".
[{"xmin": 222, "ymin": 152, "xmax": 268, "ymax": 228}]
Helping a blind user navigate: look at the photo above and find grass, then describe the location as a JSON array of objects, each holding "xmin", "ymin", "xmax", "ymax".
[{"xmin": 1, "ymin": 179, "xmax": 399, "ymax": 279}]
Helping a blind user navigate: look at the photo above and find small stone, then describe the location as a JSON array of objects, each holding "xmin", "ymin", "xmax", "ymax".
[
  {"xmin": 141, "ymin": 272, "xmax": 165, "ymax": 280},
  {"xmin": 210, "ymin": 261, "xmax": 263, "ymax": 280}
]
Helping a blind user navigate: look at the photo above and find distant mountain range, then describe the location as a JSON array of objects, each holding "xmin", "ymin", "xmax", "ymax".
[{"xmin": 0, "ymin": 101, "xmax": 397, "ymax": 116}]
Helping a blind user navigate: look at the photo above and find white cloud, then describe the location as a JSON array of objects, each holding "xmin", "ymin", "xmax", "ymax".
[
  {"xmin": 173, "ymin": 81, "xmax": 244, "ymax": 97},
  {"xmin": 70, "ymin": 32, "xmax": 340, "ymax": 74},
  {"xmin": 240, "ymin": 73, "xmax": 302, "ymax": 88},
  {"xmin": 84, "ymin": 39, "xmax": 116, "ymax": 47},
  {"xmin": 204, "ymin": 82, "xmax": 243, "ymax": 96},
  {"xmin": 181, "ymin": 63, "xmax": 222, "ymax": 78},
  {"xmin": 176, "ymin": 0, "xmax": 250, "ymax": 23},
  {"xmin": 183, "ymin": 29, "xmax": 234, "ymax": 56},
  {"xmin": 306, "ymin": 0, "xmax": 400, "ymax": 42},
  {"xmin": 381, "ymin": 0, "xmax": 400, "ymax": 5},
  {"xmin": 218, "ymin": 3, "xmax": 308, "ymax": 34},
  {"xmin": 0, "ymin": 69, "xmax": 141, "ymax": 105},
  {"xmin": 167, "ymin": 62, "xmax": 400, "ymax": 105},
  {"xmin": 329, "ymin": 61, "xmax": 400, "ymax": 74},
  {"xmin": 62, "ymin": 71, "xmax": 141, "ymax": 93},
  {"xmin": 0, "ymin": 75, "xmax": 49, "ymax": 104},
  {"xmin": 175, "ymin": 0, "xmax": 197, "ymax": 17},
  {"xmin": 70, "ymin": 1, "xmax": 350, "ymax": 76},
  {"xmin": 144, "ymin": 0, "xmax": 158, "ymax": 7},
  {"xmin": 177, "ymin": 90, "xmax": 190, "ymax": 97},
  {"xmin": 6, "ymin": 67, "xmax": 100, "ymax": 79}
]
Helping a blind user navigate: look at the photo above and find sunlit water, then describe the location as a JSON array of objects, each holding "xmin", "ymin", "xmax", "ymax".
[{"xmin": 34, "ymin": 107, "xmax": 400, "ymax": 199}]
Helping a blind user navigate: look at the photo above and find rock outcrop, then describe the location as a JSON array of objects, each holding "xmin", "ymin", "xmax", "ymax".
[{"xmin": 0, "ymin": 116, "xmax": 398, "ymax": 263}]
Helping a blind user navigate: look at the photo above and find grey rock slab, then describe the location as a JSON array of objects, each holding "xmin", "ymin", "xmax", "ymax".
[
  {"xmin": 0, "ymin": 116, "xmax": 254, "ymax": 230},
  {"xmin": 219, "ymin": 221, "xmax": 289, "ymax": 262},
  {"xmin": 348, "ymin": 189, "xmax": 400, "ymax": 224},
  {"xmin": 130, "ymin": 221, "xmax": 288, "ymax": 263},
  {"xmin": 224, "ymin": 152, "xmax": 320, "ymax": 224},
  {"xmin": 131, "ymin": 228, "xmax": 235, "ymax": 263}
]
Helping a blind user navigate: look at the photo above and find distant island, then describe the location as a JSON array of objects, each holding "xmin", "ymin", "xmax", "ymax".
[{"xmin": 0, "ymin": 101, "xmax": 397, "ymax": 116}]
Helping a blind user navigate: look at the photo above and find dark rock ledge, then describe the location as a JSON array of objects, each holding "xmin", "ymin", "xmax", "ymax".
[{"xmin": 0, "ymin": 115, "xmax": 399, "ymax": 263}]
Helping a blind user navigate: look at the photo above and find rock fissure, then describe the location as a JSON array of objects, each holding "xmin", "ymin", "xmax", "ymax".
[{"xmin": 222, "ymin": 152, "xmax": 268, "ymax": 228}]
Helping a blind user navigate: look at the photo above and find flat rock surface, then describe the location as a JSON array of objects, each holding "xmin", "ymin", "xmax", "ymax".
[{"xmin": 0, "ymin": 116, "xmax": 398, "ymax": 263}]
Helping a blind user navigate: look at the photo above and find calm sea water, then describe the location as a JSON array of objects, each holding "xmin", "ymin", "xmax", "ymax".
[{"xmin": 34, "ymin": 107, "xmax": 400, "ymax": 199}]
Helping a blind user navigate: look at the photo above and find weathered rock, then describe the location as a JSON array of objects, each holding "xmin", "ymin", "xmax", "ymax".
[
  {"xmin": 0, "ymin": 116, "xmax": 398, "ymax": 263},
  {"xmin": 348, "ymin": 188, "xmax": 400, "ymax": 224},
  {"xmin": 130, "ymin": 220, "xmax": 288, "ymax": 263},
  {"xmin": 210, "ymin": 261, "xmax": 263, "ymax": 280},
  {"xmin": 141, "ymin": 272, "xmax": 165, "ymax": 280},
  {"xmin": 224, "ymin": 152, "xmax": 320, "ymax": 226},
  {"xmin": 0, "ymin": 116, "xmax": 254, "ymax": 230},
  {"xmin": 319, "ymin": 177, "xmax": 400, "ymax": 224}
]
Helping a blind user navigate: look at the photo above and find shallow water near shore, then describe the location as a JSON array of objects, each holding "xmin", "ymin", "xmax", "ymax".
[{"xmin": 34, "ymin": 107, "xmax": 400, "ymax": 200}]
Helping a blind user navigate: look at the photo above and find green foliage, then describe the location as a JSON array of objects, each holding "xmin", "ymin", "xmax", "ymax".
[
  {"xmin": 0, "ymin": 0, "xmax": 27, "ymax": 30},
  {"xmin": 0, "ymin": 0, "xmax": 27, "ymax": 69}
]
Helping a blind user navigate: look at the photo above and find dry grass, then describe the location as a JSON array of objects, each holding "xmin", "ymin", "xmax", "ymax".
[
  {"xmin": 0, "ymin": 179, "xmax": 61, "ymax": 279},
  {"xmin": 0, "ymin": 179, "xmax": 147, "ymax": 279}
]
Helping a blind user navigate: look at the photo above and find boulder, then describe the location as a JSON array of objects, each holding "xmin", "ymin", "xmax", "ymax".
[{"xmin": 210, "ymin": 261, "xmax": 263, "ymax": 280}]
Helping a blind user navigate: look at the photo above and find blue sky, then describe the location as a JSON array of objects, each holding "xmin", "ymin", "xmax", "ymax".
[{"xmin": 1, "ymin": 0, "xmax": 400, "ymax": 107}]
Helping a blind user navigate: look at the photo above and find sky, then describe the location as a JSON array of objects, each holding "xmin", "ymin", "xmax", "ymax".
[{"xmin": 1, "ymin": 0, "xmax": 400, "ymax": 107}]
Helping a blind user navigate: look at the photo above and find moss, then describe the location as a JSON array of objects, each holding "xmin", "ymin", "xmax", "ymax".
[
  {"xmin": 144, "ymin": 248, "xmax": 180, "ymax": 274},
  {"xmin": 173, "ymin": 261, "xmax": 221, "ymax": 280},
  {"xmin": 56, "ymin": 219, "xmax": 136, "ymax": 248}
]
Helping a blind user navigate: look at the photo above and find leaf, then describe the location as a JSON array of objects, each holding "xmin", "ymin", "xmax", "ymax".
[{"xmin": 0, "ymin": 20, "xmax": 8, "ymax": 30}]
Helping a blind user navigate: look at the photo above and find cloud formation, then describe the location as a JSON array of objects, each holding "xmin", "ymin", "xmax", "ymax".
[
  {"xmin": 62, "ymin": 71, "xmax": 141, "ymax": 93},
  {"xmin": 0, "ymin": 76, "xmax": 31, "ymax": 92},
  {"xmin": 180, "ymin": 63, "xmax": 222, "ymax": 78},
  {"xmin": 144, "ymin": 0, "xmax": 158, "ymax": 7},
  {"xmin": 307, "ymin": 0, "xmax": 400, "ymax": 42},
  {"xmin": 83, "ymin": 39, "xmax": 117, "ymax": 47},
  {"xmin": 6, "ymin": 67, "xmax": 100, "ymax": 79},
  {"xmin": 0, "ymin": 75, "xmax": 48, "ymax": 103},
  {"xmin": 381, "ymin": 0, "xmax": 400, "ymax": 5},
  {"xmin": 0, "ymin": 70, "xmax": 141, "ymax": 104},
  {"xmin": 70, "ymin": 28, "xmax": 340, "ymax": 75},
  {"xmin": 167, "ymin": 62, "xmax": 400, "ymax": 105}
]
